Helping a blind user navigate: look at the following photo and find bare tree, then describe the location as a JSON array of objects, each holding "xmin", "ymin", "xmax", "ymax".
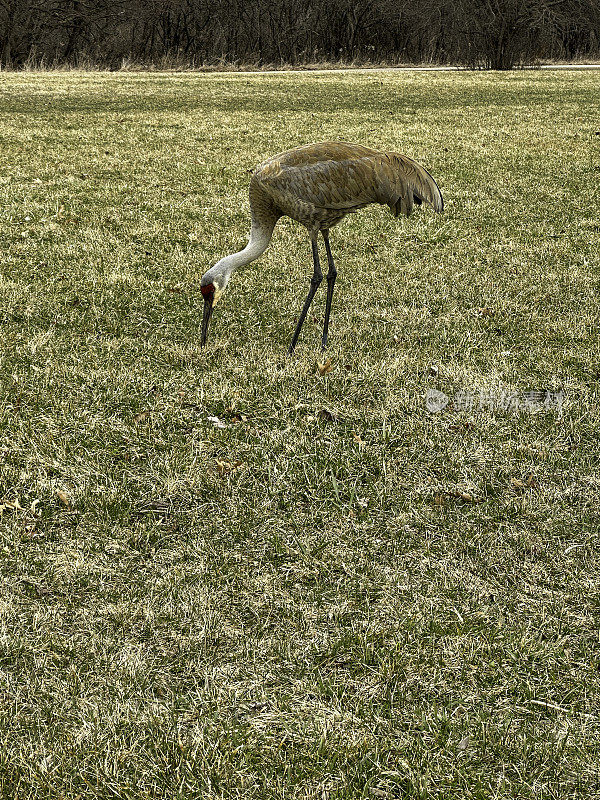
[{"xmin": 0, "ymin": 0, "xmax": 596, "ymax": 69}]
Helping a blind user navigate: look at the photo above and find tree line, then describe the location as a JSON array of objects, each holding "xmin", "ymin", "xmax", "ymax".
[{"xmin": 0, "ymin": 0, "xmax": 598, "ymax": 70}]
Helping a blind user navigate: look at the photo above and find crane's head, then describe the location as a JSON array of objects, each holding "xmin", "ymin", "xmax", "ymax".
[{"xmin": 200, "ymin": 273, "xmax": 228, "ymax": 347}]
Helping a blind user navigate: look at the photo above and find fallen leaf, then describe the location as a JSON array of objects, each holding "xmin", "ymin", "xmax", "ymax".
[
  {"xmin": 57, "ymin": 491, "xmax": 70, "ymax": 508},
  {"xmin": 316, "ymin": 358, "xmax": 332, "ymax": 375},
  {"xmin": 134, "ymin": 410, "xmax": 151, "ymax": 423},
  {"xmin": 457, "ymin": 492, "xmax": 476, "ymax": 502},
  {"xmin": 318, "ymin": 408, "xmax": 338, "ymax": 423},
  {"xmin": 353, "ymin": 432, "xmax": 365, "ymax": 446},
  {"xmin": 511, "ymin": 475, "xmax": 537, "ymax": 493},
  {"xmin": 0, "ymin": 497, "xmax": 23, "ymax": 513},
  {"xmin": 458, "ymin": 735, "xmax": 470, "ymax": 750},
  {"xmin": 207, "ymin": 415, "xmax": 227, "ymax": 429},
  {"xmin": 22, "ymin": 522, "xmax": 39, "ymax": 539},
  {"xmin": 447, "ymin": 490, "xmax": 480, "ymax": 504},
  {"xmin": 139, "ymin": 498, "xmax": 171, "ymax": 513},
  {"xmin": 215, "ymin": 459, "xmax": 243, "ymax": 476},
  {"xmin": 449, "ymin": 422, "xmax": 472, "ymax": 432}
]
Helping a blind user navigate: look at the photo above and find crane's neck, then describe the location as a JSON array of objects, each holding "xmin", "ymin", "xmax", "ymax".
[{"xmin": 203, "ymin": 222, "xmax": 274, "ymax": 302}]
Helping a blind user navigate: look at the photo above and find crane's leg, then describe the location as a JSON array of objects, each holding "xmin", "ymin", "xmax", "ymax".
[
  {"xmin": 289, "ymin": 236, "xmax": 322, "ymax": 354},
  {"xmin": 321, "ymin": 229, "xmax": 337, "ymax": 351}
]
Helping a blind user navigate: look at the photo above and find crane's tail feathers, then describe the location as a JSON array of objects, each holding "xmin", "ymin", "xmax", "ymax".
[{"xmin": 388, "ymin": 153, "xmax": 444, "ymax": 217}]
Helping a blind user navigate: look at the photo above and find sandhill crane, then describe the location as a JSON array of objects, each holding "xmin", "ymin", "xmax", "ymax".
[{"xmin": 200, "ymin": 141, "xmax": 443, "ymax": 352}]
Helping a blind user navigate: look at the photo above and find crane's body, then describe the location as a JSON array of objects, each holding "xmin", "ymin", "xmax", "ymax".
[{"xmin": 200, "ymin": 141, "xmax": 443, "ymax": 351}]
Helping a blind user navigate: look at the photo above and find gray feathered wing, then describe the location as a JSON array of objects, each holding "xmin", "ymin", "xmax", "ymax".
[
  {"xmin": 255, "ymin": 143, "xmax": 443, "ymax": 221},
  {"xmin": 382, "ymin": 152, "xmax": 444, "ymax": 217}
]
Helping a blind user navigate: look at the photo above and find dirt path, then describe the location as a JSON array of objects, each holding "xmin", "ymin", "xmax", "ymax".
[{"xmin": 224, "ymin": 63, "xmax": 600, "ymax": 75}]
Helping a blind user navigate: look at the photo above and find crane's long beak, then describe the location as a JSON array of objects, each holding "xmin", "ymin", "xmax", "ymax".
[{"xmin": 201, "ymin": 293, "xmax": 214, "ymax": 347}]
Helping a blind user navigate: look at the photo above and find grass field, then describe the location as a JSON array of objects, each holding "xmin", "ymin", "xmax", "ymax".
[{"xmin": 0, "ymin": 69, "xmax": 599, "ymax": 799}]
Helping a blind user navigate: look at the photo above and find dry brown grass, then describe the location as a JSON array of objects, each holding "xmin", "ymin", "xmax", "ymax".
[{"xmin": 0, "ymin": 69, "xmax": 599, "ymax": 798}]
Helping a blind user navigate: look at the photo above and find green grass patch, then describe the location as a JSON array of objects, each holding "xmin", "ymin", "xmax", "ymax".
[{"xmin": 0, "ymin": 69, "xmax": 599, "ymax": 799}]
